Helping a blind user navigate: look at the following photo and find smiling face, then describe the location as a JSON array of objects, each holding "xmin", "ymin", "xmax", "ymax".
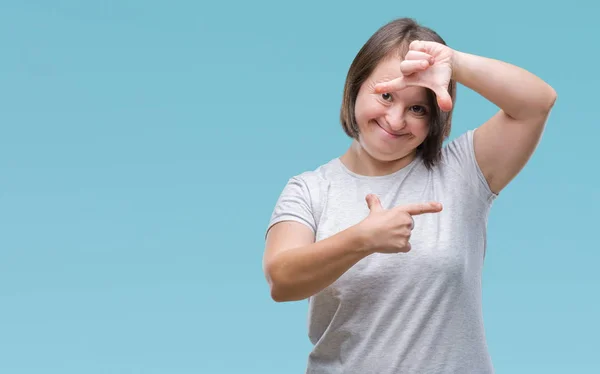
[{"xmin": 354, "ymin": 56, "xmax": 432, "ymax": 163}]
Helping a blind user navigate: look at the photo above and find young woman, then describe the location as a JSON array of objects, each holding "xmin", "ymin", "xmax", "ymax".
[{"xmin": 263, "ymin": 18, "xmax": 556, "ymax": 373}]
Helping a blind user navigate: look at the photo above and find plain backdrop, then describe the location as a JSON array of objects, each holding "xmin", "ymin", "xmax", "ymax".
[{"xmin": 1, "ymin": 1, "xmax": 599, "ymax": 373}]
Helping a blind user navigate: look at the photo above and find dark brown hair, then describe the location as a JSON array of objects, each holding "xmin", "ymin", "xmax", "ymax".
[{"xmin": 340, "ymin": 18, "xmax": 457, "ymax": 169}]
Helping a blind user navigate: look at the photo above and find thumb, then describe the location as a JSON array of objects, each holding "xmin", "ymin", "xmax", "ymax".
[
  {"xmin": 365, "ymin": 194, "xmax": 383, "ymax": 213},
  {"xmin": 434, "ymin": 87, "xmax": 453, "ymax": 112}
]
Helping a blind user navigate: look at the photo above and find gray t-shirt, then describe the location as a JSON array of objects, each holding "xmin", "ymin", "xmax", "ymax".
[{"xmin": 267, "ymin": 130, "xmax": 497, "ymax": 373}]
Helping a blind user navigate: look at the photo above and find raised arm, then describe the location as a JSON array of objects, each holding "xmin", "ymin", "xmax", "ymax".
[
  {"xmin": 452, "ymin": 51, "xmax": 557, "ymax": 194},
  {"xmin": 373, "ymin": 41, "xmax": 557, "ymax": 194}
]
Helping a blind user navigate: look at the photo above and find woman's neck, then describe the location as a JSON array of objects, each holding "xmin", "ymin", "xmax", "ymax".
[{"xmin": 339, "ymin": 140, "xmax": 417, "ymax": 177}]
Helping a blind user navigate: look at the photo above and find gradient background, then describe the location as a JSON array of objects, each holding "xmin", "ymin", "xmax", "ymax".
[{"xmin": 1, "ymin": 1, "xmax": 598, "ymax": 373}]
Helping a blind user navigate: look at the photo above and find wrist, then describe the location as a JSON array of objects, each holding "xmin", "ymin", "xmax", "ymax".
[
  {"xmin": 450, "ymin": 50, "xmax": 468, "ymax": 82},
  {"xmin": 349, "ymin": 222, "xmax": 376, "ymax": 256}
]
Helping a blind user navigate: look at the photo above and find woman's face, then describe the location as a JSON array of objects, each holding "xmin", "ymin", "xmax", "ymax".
[{"xmin": 354, "ymin": 57, "xmax": 432, "ymax": 162}]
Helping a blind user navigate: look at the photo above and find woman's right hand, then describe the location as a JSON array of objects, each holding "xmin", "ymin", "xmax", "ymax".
[{"xmin": 358, "ymin": 194, "xmax": 443, "ymax": 254}]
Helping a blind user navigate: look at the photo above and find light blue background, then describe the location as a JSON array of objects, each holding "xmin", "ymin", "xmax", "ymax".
[{"xmin": 1, "ymin": 1, "xmax": 598, "ymax": 373}]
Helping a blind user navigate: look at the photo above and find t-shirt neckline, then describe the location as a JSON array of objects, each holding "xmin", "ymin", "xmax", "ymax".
[{"xmin": 334, "ymin": 155, "xmax": 420, "ymax": 180}]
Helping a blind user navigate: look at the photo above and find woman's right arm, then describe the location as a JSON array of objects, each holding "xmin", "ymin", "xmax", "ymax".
[
  {"xmin": 262, "ymin": 194, "xmax": 442, "ymax": 302},
  {"xmin": 263, "ymin": 220, "xmax": 372, "ymax": 302}
]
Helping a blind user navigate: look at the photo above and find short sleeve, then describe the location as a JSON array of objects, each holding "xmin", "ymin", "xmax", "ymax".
[
  {"xmin": 267, "ymin": 176, "xmax": 317, "ymax": 236},
  {"xmin": 442, "ymin": 129, "xmax": 498, "ymax": 203}
]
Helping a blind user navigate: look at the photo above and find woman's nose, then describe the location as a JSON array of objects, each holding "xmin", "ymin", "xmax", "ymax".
[{"xmin": 386, "ymin": 106, "xmax": 407, "ymax": 132}]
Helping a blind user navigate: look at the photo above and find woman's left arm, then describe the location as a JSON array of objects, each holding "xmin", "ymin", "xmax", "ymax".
[{"xmin": 452, "ymin": 51, "xmax": 558, "ymax": 194}]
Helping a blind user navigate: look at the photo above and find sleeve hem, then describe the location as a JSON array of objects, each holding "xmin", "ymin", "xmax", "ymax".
[{"xmin": 470, "ymin": 128, "xmax": 499, "ymax": 203}]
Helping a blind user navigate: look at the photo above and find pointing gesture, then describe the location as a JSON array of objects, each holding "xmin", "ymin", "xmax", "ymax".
[{"xmin": 360, "ymin": 194, "xmax": 443, "ymax": 254}]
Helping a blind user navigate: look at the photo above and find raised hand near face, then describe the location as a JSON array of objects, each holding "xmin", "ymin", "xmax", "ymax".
[{"xmin": 373, "ymin": 40, "xmax": 455, "ymax": 112}]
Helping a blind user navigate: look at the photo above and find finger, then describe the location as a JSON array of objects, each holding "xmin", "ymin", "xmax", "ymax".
[
  {"xmin": 365, "ymin": 194, "xmax": 383, "ymax": 212},
  {"xmin": 401, "ymin": 76, "xmax": 453, "ymax": 112},
  {"xmin": 397, "ymin": 202, "xmax": 443, "ymax": 216},
  {"xmin": 400, "ymin": 59, "xmax": 431, "ymax": 76},
  {"xmin": 433, "ymin": 87, "xmax": 453, "ymax": 112},
  {"xmin": 373, "ymin": 77, "xmax": 406, "ymax": 93},
  {"xmin": 409, "ymin": 40, "xmax": 431, "ymax": 53},
  {"xmin": 404, "ymin": 50, "xmax": 434, "ymax": 65}
]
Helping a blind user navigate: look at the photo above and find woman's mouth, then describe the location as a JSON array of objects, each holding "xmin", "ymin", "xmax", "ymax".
[{"xmin": 375, "ymin": 120, "xmax": 408, "ymax": 139}]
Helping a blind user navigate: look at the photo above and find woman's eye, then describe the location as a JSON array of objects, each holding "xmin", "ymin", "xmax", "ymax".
[
  {"xmin": 381, "ymin": 93, "xmax": 392, "ymax": 101},
  {"xmin": 410, "ymin": 105, "xmax": 427, "ymax": 115}
]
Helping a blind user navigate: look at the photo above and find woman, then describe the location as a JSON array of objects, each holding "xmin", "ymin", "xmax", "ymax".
[{"xmin": 263, "ymin": 18, "xmax": 556, "ymax": 373}]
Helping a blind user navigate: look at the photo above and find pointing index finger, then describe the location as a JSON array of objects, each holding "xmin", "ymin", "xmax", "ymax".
[
  {"xmin": 373, "ymin": 77, "xmax": 406, "ymax": 94},
  {"xmin": 397, "ymin": 202, "xmax": 443, "ymax": 216}
]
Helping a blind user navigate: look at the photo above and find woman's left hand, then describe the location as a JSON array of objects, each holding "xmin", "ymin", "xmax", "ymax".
[{"xmin": 374, "ymin": 40, "xmax": 455, "ymax": 112}]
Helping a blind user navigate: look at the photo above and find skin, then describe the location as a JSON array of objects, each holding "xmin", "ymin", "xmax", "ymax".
[
  {"xmin": 340, "ymin": 55, "xmax": 433, "ymax": 177},
  {"xmin": 263, "ymin": 40, "xmax": 557, "ymax": 302}
]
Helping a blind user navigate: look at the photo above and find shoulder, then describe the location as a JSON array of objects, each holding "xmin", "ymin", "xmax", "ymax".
[
  {"xmin": 286, "ymin": 158, "xmax": 344, "ymax": 194},
  {"xmin": 268, "ymin": 158, "xmax": 341, "ymax": 234}
]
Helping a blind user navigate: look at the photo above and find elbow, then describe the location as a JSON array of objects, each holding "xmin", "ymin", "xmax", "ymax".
[
  {"xmin": 270, "ymin": 284, "xmax": 294, "ymax": 303},
  {"xmin": 264, "ymin": 260, "xmax": 298, "ymax": 303},
  {"xmin": 534, "ymin": 85, "xmax": 557, "ymax": 118},
  {"xmin": 536, "ymin": 87, "xmax": 557, "ymax": 125},
  {"xmin": 268, "ymin": 279, "xmax": 299, "ymax": 303},
  {"xmin": 517, "ymin": 86, "xmax": 557, "ymax": 123},
  {"xmin": 545, "ymin": 85, "xmax": 558, "ymax": 112}
]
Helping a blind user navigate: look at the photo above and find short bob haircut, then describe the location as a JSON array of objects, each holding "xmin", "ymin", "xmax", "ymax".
[{"xmin": 340, "ymin": 18, "xmax": 457, "ymax": 169}]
